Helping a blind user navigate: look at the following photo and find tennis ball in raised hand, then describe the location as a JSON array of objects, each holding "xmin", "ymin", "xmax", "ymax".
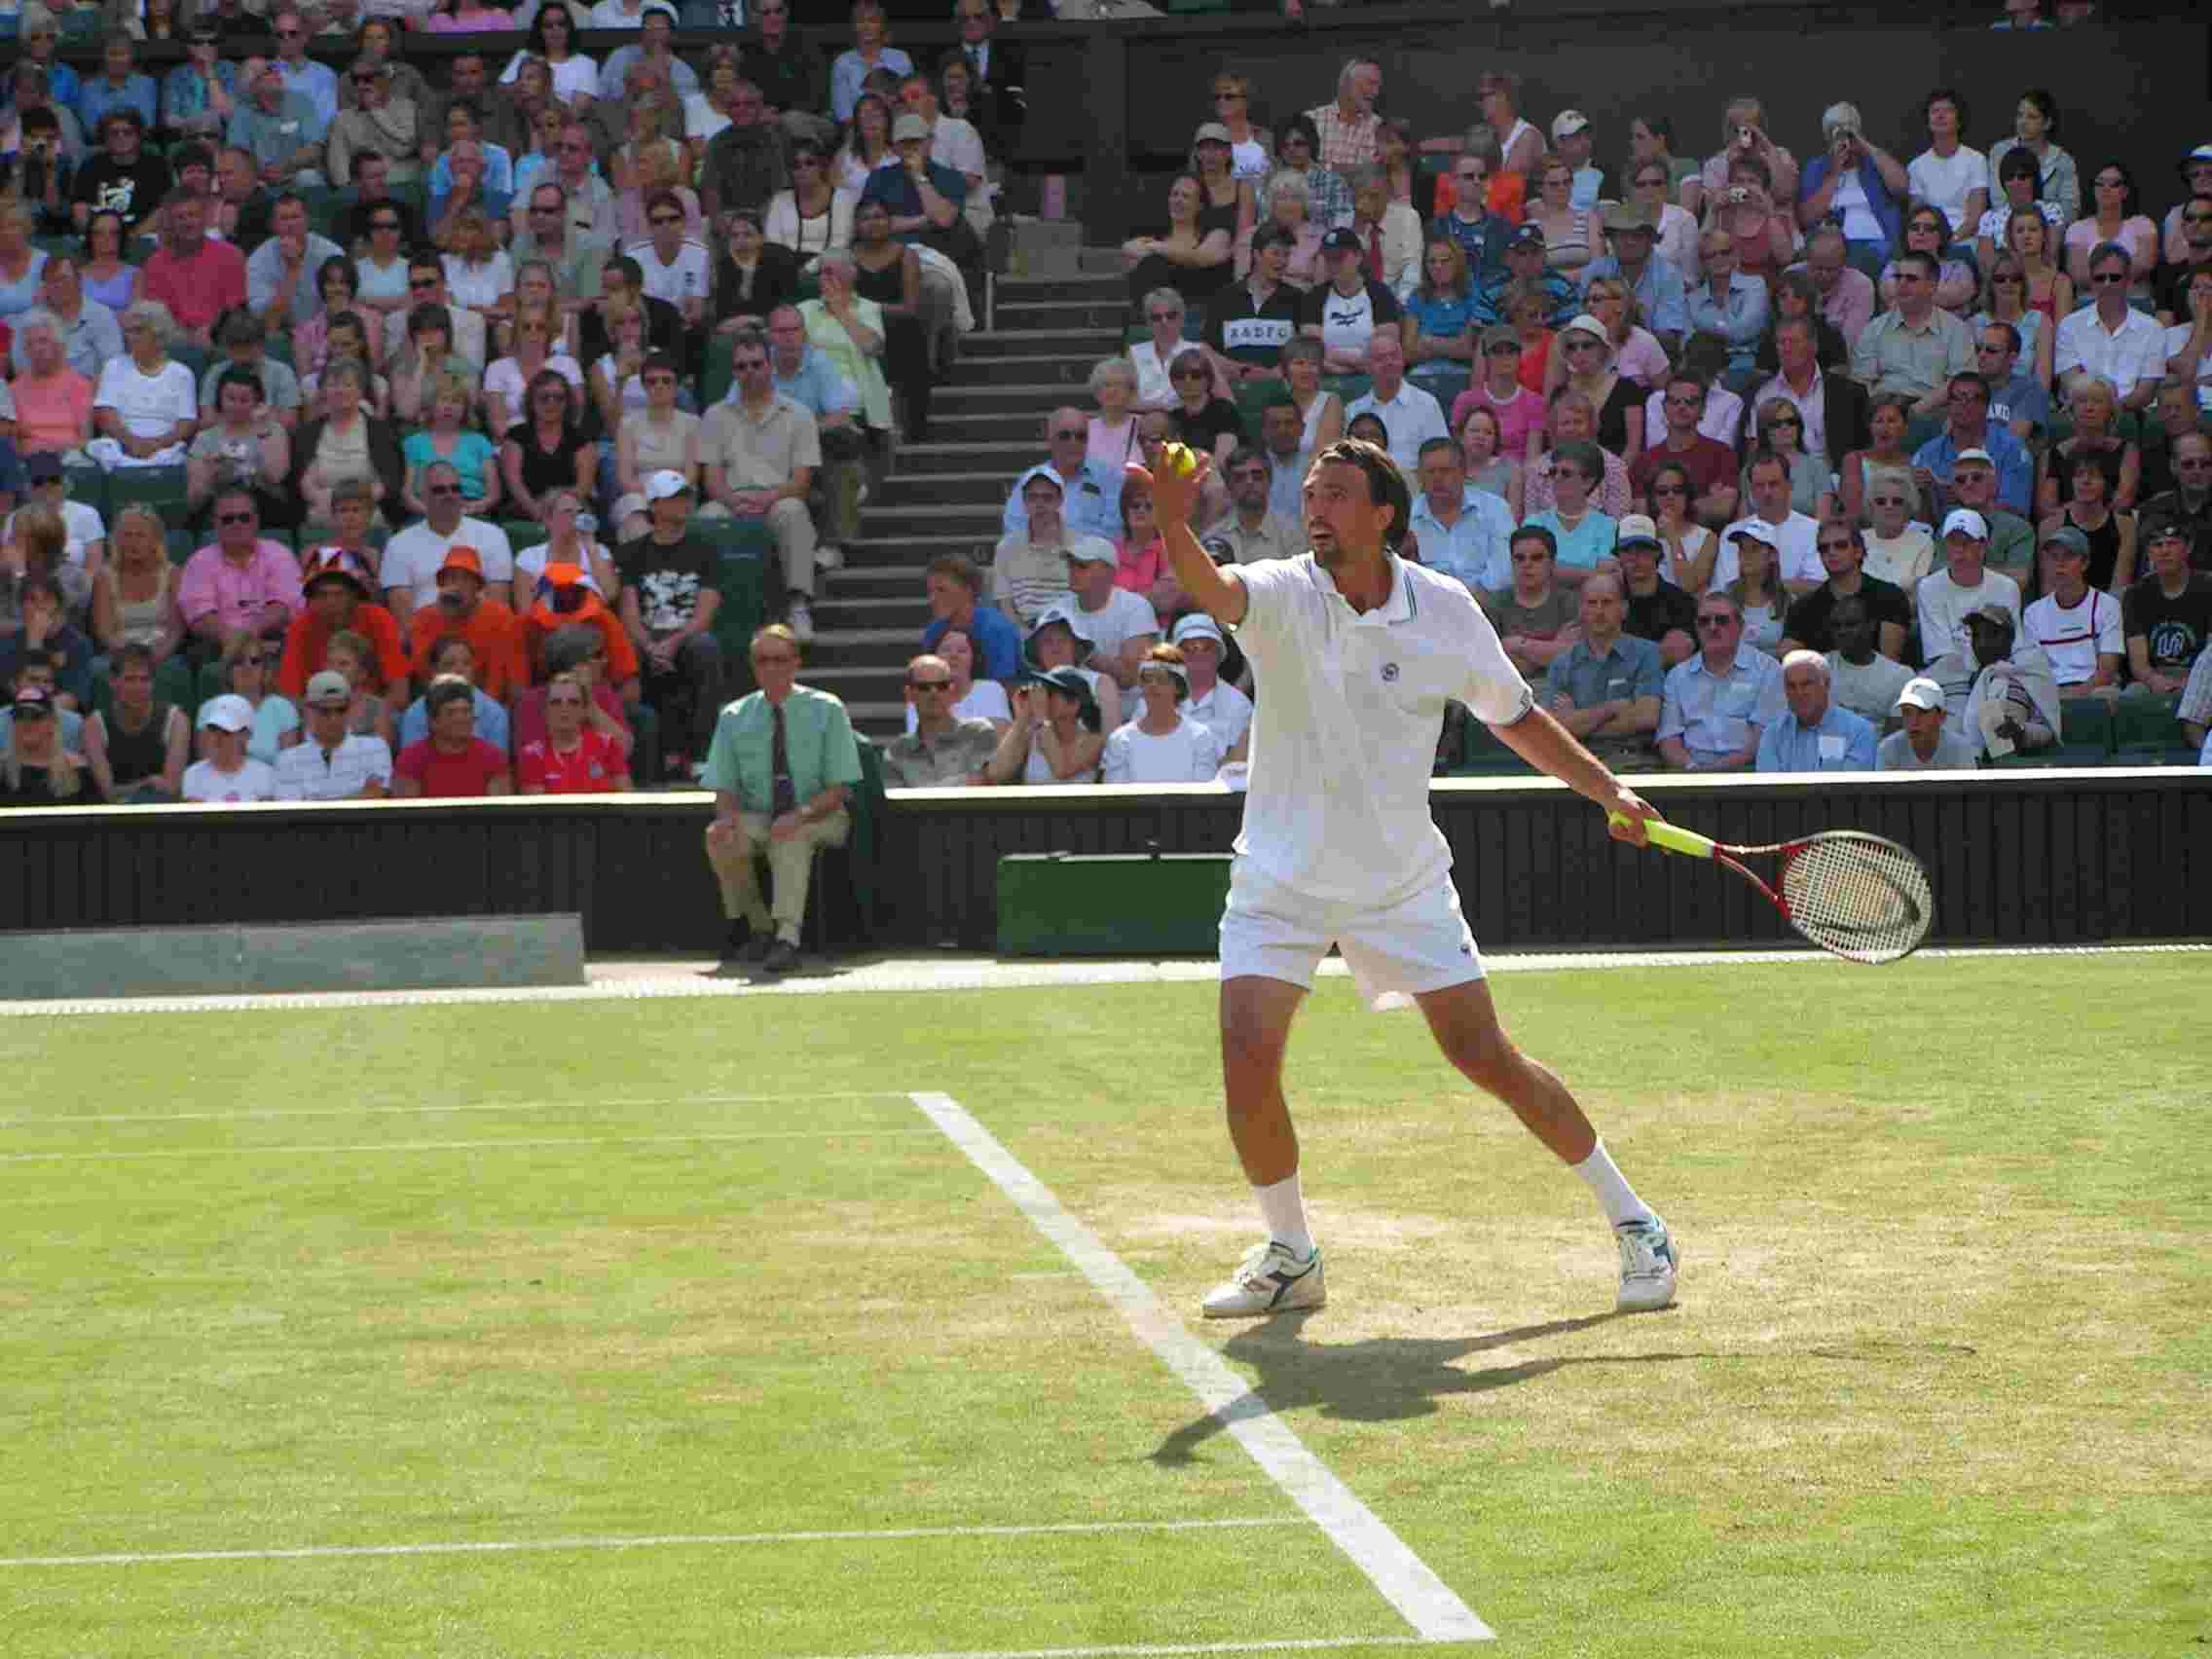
[{"xmin": 1161, "ymin": 441, "xmax": 1199, "ymax": 478}]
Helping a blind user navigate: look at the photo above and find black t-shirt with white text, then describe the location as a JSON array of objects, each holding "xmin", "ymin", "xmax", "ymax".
[
  {"xmin": 1206, "ymin": 283, "xmax": 1302, "ymax": 369},
  {"xmin": 616, "ymin": 532, "xmax": 713, "ymax": 635},
  {"xmin": 71, "ymin": 153, "xmax": 176, "ymax": 232},
  {"xmin": 2121, "ymin": 571, "xmax": 2212, "ymax": 674}
]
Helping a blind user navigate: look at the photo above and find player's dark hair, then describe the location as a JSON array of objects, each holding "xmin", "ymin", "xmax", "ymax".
[{"xmin": 1310, "ymin": 437, "xmax": 1409, "ymax": 549}]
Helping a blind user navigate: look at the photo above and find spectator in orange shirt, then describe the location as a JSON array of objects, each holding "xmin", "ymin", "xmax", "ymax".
[
  {"xmin": 135, "ymin": 188, "xmax": 247, "ymax": 350},
  {"xmin": 277, "ymin": 545, "xmax": 410, "ymax": 726},
  {"xmin": 406, "ymin": 545, "xmax": 529, "ymax": 699},
  {"xmin": 520, "ymin": 561, "xmax": 641, "ymax": 697}
]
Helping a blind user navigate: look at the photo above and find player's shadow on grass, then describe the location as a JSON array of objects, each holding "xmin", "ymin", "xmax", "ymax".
[{"xmin": 1150, "ymin": 1312, "xmax": 1715, "ymax": 1466}]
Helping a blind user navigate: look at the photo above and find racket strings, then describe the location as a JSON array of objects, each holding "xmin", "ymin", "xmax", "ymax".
[{"xmin": 1782, "ymin": 837, "xmax": 1934, "ymax": 964}]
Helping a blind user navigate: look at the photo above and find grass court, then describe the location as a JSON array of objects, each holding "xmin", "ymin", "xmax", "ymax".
[{"xmin": 2, "ymin": 953, "xmax": 2205, "ymax": 1657}]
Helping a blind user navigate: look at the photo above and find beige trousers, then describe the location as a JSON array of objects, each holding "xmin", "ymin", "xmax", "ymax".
[
  {"xmin": 704, "ymin": 808, "xmax": 851, "ymax": 944},
  {"xmin": 696, "ymin": 497, "xmax": 819, "ymax": 597}
]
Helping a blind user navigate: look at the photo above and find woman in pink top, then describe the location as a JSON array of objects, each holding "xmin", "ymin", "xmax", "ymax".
[
  {"xmin": 9, "ymin": 314, "xmax": 93, "ymax": 456},
  {"xmin": 427, "ymin": 0, "xmax": 515, "ymax": 29},
  {"xmin": 1452, "ymin": 323, "xmax": 1546, "ymax": 461},
  {"xmin": 1112, "ymin": 477, "xmax": 1177, "ymax": 625},
  {"xmin": 2065, "ymin": 160, "xmax": 2158, "ymax": 305}
]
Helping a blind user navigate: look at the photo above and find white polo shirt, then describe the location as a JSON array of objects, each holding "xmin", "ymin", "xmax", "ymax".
[
  {"xmin": 1229, "ymin": 554, "xmax": 1532, "ymax": 905},
  {"xmin": 380, "ymin": 517, "xmax": 518, "ymax": 610}
]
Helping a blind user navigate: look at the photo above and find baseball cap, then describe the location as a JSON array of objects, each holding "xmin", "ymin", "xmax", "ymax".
[
  {"xmin": 1479, "ymin": 322, "xmax": 1520, "ymax": 351},
  {"xmin": 1615, "ymin": 514, "xmax": 1662, "ymax": 549},
  {"xmin": 23, "ymin": 452, "xmax": 61, "ymax": 485},
  {"xmin": 305, "ymin": 670, "xmax": 353, "ymax": 707},
  {"xmin": 1192, "ymin": 122, "xmax": 1233, "ymax": 146},
  {"xmin": 1319, "ymin": 228, "xmax": 1362, "ymax": 256},
  {"xmin": 1550, "ymin": 109, "xmax": 1591, "ymax": 141},
  {"xmin": 1508, "ymin": 223, "xmax": 1547, "ymax": 250},
  {"xmin": 1940, "ymin": 507, "xmax": 1989, "ymax": 540},
  {"xmin": 1602, "ymin": 202, "xmax": 1656, "ymax": 234},
  {"xmin": 2184, "ymin": 142, "xmax": 2212, "ymax": 169},
  {"xmin": 2142, "ymin": 515, "xmax": 2190, "ymax": 544},
  {"xmin": 645, "ymin": 469, "xmax": 692, "ymax": 501},
  {"xmin": 1893, "ymin": 677, "xmax": 1945, "ymax": 714},
  {"xmin": 1170, "ymin": 612, "xmax": 1224, "ymax": 646},
  {"xmin": 200, "ymin": 693, "xmax": 255, "ymax": 733},
  {"xmin": 1560, "ymin": 312, "xmax": 1608, "ymax": 344},
  {"xmin": 1953, "ymin": 447, "xmax": 1996, "ymax": 468},
  {"xmin": 11, "ymin": 682, "xmax": 55, "ymax": 718},
  {"xmin": 438, "ymin": 545, "xmax": 485, "ymax": 579},
  {"xmin": 1063, "ymin": 538, "xmax": 1116, "ymax": 567},
  {"xmin": 2041, "ymin": 525, "xmax": 2091, "ymax": 557},
  {"xmin": 1963, "ymin": 603, "xmax": 2016, "ymax": 633},
  {"xmin": 891, "ymin": 112, "xmax": 930, "ymax": 143},
  {"xmin": 1727, "ymin": 518, "xmax": 1780, "ymax": 545}
]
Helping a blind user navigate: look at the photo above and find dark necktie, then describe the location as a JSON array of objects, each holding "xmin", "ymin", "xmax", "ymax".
[
  {"xmin": 771, "ymin": 701, "xmax": 797, "ymax": 815},
  {"xmin": 1366, "ymin": 224, "xmax": 1383, "ymax": 281}
]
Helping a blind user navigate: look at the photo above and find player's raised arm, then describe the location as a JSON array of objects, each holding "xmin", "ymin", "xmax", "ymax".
[{"xmin": 1132, "ymin": 450, "xmax": 1249, "ymax": 629}]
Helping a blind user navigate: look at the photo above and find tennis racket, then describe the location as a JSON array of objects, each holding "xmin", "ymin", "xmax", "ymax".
[{"xmin": 1609, "ymin": 816, "xmax": 1934, "ymax": 965}]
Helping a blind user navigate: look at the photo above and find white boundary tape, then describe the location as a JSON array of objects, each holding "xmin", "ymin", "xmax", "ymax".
[
  {"xmin": 0, "ymin": 1517, "xmax": 1308, "ymax": 1571},
  {"xmin": 910, "ymin": 1091, "xmax": 1493, "ymax": 1645},
  {"xmin": 799, "ymin": 1641, "xmax": 1444, "ymax": 1659},
  {"xmin": 0, "ymin": 1129, "xmax": 942, "ymax": 1164},
  {"xmin": 0, "ymin": 942, "xmax": 2200, "ymax": 1021}
]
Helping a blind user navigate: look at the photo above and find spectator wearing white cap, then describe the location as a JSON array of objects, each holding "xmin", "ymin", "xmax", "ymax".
[
  {"xmin": 1948, "ymin": 448, "xmax": 2039, "ymax": 596},
  {"xmin": 273, "ymin": 669, "xmax": 392, "ymax": 799},
  {"xmin": 618, "ymin": 470, "xmax": 724, "ymax": 768},
  {"xmin": 1170, "ymin": 612, "xmax": 1252, "ymax": 763},
  {"xmin": 1550, "ymin": 110, "xmax": 1603, "ymax": 210},
  {"xmin": 1918, "ymin": 507, "xmax": 2024, "ymax": 662},
  {"xmin": 1101, "ymin": 642, "xmax": 1223, "ymax": 785},
  {"xmin": 1716, "ymin": 453, "xmax": 1823, "ymax": 594},
  {"xmin": 182, "ymin": 693, "xmax": 278, "ymax": 801},
  {"xmin": 2023, "ymin": 524, "xmax": 2123, "ymax": 696},
  {"xmin": 1755, "ymin": 650, "xmax": 1877, "ymax": 772},
  {"xmin": 1877, "ymin": 676, "xmax": 1978, "ymax": 769}
]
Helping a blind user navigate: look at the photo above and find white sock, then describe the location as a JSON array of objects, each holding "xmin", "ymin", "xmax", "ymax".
[
  {"xmin": 1253, "ymin": 1172, "xmax": 1313, "ymax": 1258},
  {"xmin": 1572, "ymin": 1138, "xmax": 1655, "ymax": 1229}
]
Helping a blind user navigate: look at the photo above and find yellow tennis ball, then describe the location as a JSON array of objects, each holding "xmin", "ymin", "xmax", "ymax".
[{"xmin": 1163, "ymin": 442, "xmax": 1198, "ymax": 478}]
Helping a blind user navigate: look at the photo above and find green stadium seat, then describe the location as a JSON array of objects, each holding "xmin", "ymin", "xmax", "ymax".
[
  {"xmin": 165, "ymin": 527, "xmax": 199, "ymax": 567},
  {"xmin": 62, "ymin": 463, "xmax": 108, "ymax": 521},
  {"xmin": 298, "ymin": 186, "xmax": 347, "ymax": 241},
  {"xmin": 2046, "ymin": 696, "xmax": 2118, "ymax": 765},
  {"xmin": 169, "ymin": 342, "xmax": 214, "ymax": 385},
  {"xmin": 500, "ymin": 519, "xmax": 549, "ymax": 558},
  {"xmin": 2112, "ymin": 693, "xmax": 2194, "ymax": 765},
  {"xmin": 1324, "ymin": 373, "xmax": 1374, "ymax": 404},
  {"xmin": 106, "ymin": 464, "xmax": 192, "ymax": 524},
  {"xmin": 701, "ymin": 333, "xmax": 735, "ymax": 410}
]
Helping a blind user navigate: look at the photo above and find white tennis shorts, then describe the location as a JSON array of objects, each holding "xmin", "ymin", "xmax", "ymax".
[{"xmin": 1218, "ymin": 860, "xmax": 1485, "ymax": 1011}]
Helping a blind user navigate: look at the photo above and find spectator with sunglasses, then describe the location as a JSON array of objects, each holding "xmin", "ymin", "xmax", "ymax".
[
  {"xmin": 2065, "ymin": 162, "xmax": 2158, "ymax": 304},
  {"xmin": 177, "ymin": 490, "xmax": 304, "ymax": 659},
  {"xmin": 2056, "ymin": 250, "xmax": 2169, "ymax": 415}
]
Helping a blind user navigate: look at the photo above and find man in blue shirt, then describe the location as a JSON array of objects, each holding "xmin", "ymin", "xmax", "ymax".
[
  {"xmin": 919, "ymin": 553, "xmax": 1023, "ymax": 682},
  {"xmin": 1911, "ymin": 375, "xmax": 2036, "ymax": 516},
  {"xmin": 828, "ymin": 1, "xmax": 913, "ymax": 125},
  {"xmin": 1976, "ymin": 321, "xmax": 2051, "ymax": 442},
  {"xmin": 1756, "ymin": 649, "xmax": 1878, "ymax": 772},
  {"xmin": 1685, "ymin": 229, "xmax": 1770, "ymax": 390},
  {"xmin": 269, "ymin": 7, "xmax": 340, "ymax": 129},
  {"xmin": 1408, "ymin": 436, "xmax": 1514, "ymax": 592},
  {"xmin": 1581, "ymin": 204, "xmax": 1687, "ymax": 352},
  {"xmin": 1545, "ymin": 571, "xmax": 1666, "ymax": 767},
  {"xmin": 1477, "ymin": 225, "xmax": 1578, "ymax": 329},
  {"xmin": 228, "ymin": 60, "xmax": 327, "ymax": 191},
  {"xmin": 758, "ymin": 304, "xmax": 865, "ymax": 549},
  {"xmin": 1001, "ymin": 412, "xmax": 1123, "ymax": 545}
]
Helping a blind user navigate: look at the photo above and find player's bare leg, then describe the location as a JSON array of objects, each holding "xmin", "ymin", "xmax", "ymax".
[
  {"xmin": 1417, "ymin": 978, "xmax": 1679, "ymax": 1310},
  {"xmin": 1202, "ymin": 975, "xmax": 1326, "ymax": 1317}
]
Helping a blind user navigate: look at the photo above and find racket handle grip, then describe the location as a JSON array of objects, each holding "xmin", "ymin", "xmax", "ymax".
[{"xmin": 1608, "ymin": 812, "xmax": 1718, "ymax": 860}]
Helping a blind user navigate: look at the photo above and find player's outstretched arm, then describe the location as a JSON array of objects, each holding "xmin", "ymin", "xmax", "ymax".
[
  {"xmin": 1491, "ymin": 703, "xmax": 1659, "ymax": 847},
  {"xmin": 1130, "ymin": 451, "xmax": 1248, "ymax": 629}
]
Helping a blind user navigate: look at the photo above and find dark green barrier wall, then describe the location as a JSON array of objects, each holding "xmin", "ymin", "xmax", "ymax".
[{"xmin": 3, "ymin": 773, "xmax": 2204, "ymax": 956}]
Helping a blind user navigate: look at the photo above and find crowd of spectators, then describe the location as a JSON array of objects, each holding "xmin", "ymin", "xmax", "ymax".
[
  {"xmin": 0, "ymin": 0, "xmax": 1021, "ymax": 806},
  {"xmin": 1006, "ymin": 41, "xmax": 2211, "ymax": 780}
]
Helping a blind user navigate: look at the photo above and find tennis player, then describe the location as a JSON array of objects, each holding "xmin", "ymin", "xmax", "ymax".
[{"xmin": 1137, "ymin": 438, "xmax": 1680, "ymax": 1318}]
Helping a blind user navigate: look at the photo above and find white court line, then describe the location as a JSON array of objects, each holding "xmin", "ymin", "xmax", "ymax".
[
  {"xmin": 801, "ymin": 1641, "xmax": 1443, "ymax": 1659},
  {"xmin": 909, "ymin": 1090, "xmax": 1493, "ymax": 1645},
  {"xmin": 0, "ymin": 1129, "xmax": 941, "ymax": 1165},
  {"xmin": 0, "ymin": 942, "xmax": 2200, "ymax": 1020},
  {"xmin": 0, "ymin": 1090, "xmax": 907, "ymax": 1127},
  {"xmin": 0, "ymin": 1517, "xmax": 1308, "ymax": 1570}
]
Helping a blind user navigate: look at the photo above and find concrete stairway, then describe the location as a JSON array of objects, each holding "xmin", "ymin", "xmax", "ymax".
[{"xmin": 808, "ymin": 263, "xmax": 1127, "ymax": 738}]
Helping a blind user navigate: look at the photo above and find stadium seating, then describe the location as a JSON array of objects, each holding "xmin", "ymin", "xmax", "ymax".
[{"xmin": 2111, "ymin": 696, "xmax": 2194, "ymax": 766}]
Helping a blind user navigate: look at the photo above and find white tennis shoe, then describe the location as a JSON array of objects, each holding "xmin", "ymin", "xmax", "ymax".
[
  {"xmin": 1614, "ymin": 1216, "xmax": 1679, "ymax": 1311},
  {"xmin": 1200, "ymin": 1240, "xmax": 1325, "ymax": 1318}
]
